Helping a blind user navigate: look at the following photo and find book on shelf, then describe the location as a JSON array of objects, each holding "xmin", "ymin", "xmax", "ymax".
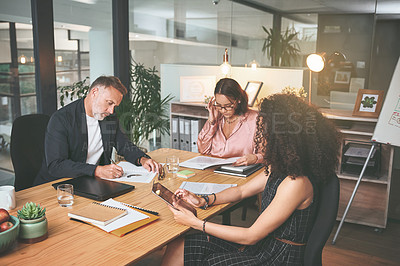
[
  {"xmin": 344, "ymin": 145, "xmax": 376, "ymax": 158},
  {"xmin": 345, "ymin": 157, "xmax": 376, "ymax": 167},
  {"xmin": 68, "ymin": 202, "xmax": 128, "ymax": 226}
]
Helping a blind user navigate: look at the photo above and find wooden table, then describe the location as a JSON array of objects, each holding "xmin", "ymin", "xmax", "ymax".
[{"xmin": 1, "ymin": 148, "xmax": 263, "ymax": 265}]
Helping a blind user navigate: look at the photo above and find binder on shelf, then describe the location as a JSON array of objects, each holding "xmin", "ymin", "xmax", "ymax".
[
  {"xmin": 184, "ymin": 118, "xmax": 191, "ymax": 151},
  {"xmin": 190, "ymin": 119, "xmax": 205, "ymax": 153},
  {"xmin": 179, "ymin": 117, "xmax": 186, "ymax": 151},
  {"xmin": 171, "ymin": 117, "xmax": 180, "ymax": 149}
]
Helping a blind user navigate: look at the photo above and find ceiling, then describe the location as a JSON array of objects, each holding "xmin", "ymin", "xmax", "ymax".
[{"xmin": 235, "ymin": 0, "xmax": 400, "ymax": 14}]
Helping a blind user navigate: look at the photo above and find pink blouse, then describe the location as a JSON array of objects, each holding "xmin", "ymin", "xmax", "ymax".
[{"xmin": 197, "ymin": 109, "xmax": 263, "ymax": 163}]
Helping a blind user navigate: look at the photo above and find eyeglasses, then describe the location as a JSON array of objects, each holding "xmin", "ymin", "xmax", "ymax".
[{"xmin": 214, "ymin": 103, "xmax": 235, "ymax": 111}]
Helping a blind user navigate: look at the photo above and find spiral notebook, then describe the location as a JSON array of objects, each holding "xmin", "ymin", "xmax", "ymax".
[{"xmin": 68, "ymin": 202, "xmax": 128, "ymax": 226}]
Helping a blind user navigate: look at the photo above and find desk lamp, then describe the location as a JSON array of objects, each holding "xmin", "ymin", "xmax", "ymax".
[{"xmin": 306, "ymin": 53, "xmax": 326, "ymax": 104}]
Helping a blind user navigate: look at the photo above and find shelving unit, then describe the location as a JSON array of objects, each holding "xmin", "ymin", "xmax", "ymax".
[
  {"xmin": 321, "ymin": 108, "xmax": 394, "ymax": 228},
  {"xmin": 170, "ymin": 102, "xmax": 208, "ymax": 151},
  {"xmin": 170, "ymin": 103, "xmax": 394, "ymax": 228}
]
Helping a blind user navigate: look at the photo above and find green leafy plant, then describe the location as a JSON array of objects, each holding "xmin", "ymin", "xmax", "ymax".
[
  {"xmin": 117, "ymin": 60, "xmax": 173, "ymax": 147},
  {"xmin": 262, "ymin": 27, "xmax": 301, "ymax": 67},
  {"xmin": 59, "ymin": 77, "xmax": 90, "ymax": 107},
  {"xmin": 17, "ymin": 202, "xmax": 46, "ymax": 220},
  {"xmin": 361, "ymin": 96, "xmax": 377, "ymax": 108}
]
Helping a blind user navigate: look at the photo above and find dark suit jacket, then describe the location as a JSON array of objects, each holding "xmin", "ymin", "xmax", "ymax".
[{"xmin": 34, "ymin": 98, "xmax": 147, "ymax": 185}]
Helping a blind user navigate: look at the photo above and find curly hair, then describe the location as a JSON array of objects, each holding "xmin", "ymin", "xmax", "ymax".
[
  {"xmin": 254, "ymin": 94, "xmax": 341, "ymax": 185},
  {"xmin": 214, "ymin": 78, "xmax": 249, "ymax": 115}
]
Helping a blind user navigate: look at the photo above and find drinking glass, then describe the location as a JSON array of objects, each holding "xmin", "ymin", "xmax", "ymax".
[
  {"xmin": 166, "ymin": 156, "xmax": 179, "ymax": 173},
  {"xmin": 57, "ymin": 184, "xmax": 74, "ymax": 207}
]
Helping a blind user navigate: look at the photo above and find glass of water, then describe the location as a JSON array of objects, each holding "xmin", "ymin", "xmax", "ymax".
[
  {"xmin": 166, "ymin": 155, "xmax": 179, "ymax": 173},
  {"xmin": 57, "ymin": 184, "xmax": 74, "ymax": 207}
]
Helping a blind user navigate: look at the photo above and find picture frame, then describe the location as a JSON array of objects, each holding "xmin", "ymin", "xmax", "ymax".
[
  {"xmin": 334, "ymin": 71, "xmax": 351, "ymax": 84},
  {"xmin": 352, "ymin": 89, "xmax": 384, "ymax": 118},
  {"xmin": 180, "ymin": 76, "xmax": 216, "ymax": 102},
  {"xmin": 244, "ymin": 81, "xmax": 263, "ymax": 107}
]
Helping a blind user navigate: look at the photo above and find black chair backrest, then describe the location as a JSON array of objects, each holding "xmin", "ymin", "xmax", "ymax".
[
  {"xmin": 10, "ymin": 114, "xmax": 50, "ymax": 191},
  {"xmin": 304, "ymin": 175, "xmax": 340, "ymax": 266}
]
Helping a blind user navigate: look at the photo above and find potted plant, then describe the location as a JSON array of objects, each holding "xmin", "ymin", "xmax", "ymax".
[
  {"xmin": 262, "ymin": 27, "xmax": 301, "ymax": 67},
  {"xmin": 17, "ymin": 202, "xmax": 48, "ymax": 243},
  {"xmin": 59, "ymin": 77, "xmax": 90, "ymax": 107},
  {"xmin": 117, "ymin": 60, "xmax": 173, "ymax": 151}
]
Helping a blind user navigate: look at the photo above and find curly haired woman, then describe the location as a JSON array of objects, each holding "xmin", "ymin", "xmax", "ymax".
[{"xmin": 162, "ymin": 94, "xmax": 341, "ymax": 266}]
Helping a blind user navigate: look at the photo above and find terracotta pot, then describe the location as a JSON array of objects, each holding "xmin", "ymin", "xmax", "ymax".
[{"xmin": 19, "ymin": 215, "xmax": 48, "ymax": 243}]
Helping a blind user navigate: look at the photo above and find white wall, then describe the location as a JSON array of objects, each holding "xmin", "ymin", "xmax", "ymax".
[{"xmin": 160, "ymin": 64, "xmax": 305, "ymax": 147}]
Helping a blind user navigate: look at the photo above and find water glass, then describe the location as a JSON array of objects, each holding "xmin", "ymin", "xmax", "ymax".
[
  {"xmin": 57, "ymin": 184, "xmax": 74, "ymax": 207},
  {"xmin": 166, "ymin": 156, "xmax": 179, "ymax": 173}
]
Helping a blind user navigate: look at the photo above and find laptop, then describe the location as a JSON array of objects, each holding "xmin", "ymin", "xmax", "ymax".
[{"xmin": 52, "ymin": 175, "xmax": 135, "ymax": 201}]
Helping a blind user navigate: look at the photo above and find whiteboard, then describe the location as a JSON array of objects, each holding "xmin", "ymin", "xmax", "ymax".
[{"xmin": 371, "ymin": 57, "xmax": 400, "ymax": 147}]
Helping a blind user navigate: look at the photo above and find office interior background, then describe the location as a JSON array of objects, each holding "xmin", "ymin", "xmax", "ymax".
[{"xmin": 1, "ymin": 1, "xmax": 400, "ymax": 186}]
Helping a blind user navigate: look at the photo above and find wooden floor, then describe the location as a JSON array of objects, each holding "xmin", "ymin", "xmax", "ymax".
[{"xmin": 134, "ymin": 206, "xmax": 400, "ymax": 265}]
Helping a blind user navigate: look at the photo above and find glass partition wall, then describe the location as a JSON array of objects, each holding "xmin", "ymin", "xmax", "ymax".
[{"xmin": 0, "ymin": 0, "xmax": 318, "ymax": 172}]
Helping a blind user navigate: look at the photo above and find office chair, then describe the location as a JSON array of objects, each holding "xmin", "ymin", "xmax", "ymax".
[
  {"xmin": 304, "ymin": 175, "xmax": 340, "ymax": 266},
  {"xmin": 10, "ymin": 114, "xmax": 50, "ymax": 191}
]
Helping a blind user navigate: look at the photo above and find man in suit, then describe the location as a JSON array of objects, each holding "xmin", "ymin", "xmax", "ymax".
[{"xmin": 34, "ymin": 76, "xmax": 161, "ymax": 185}]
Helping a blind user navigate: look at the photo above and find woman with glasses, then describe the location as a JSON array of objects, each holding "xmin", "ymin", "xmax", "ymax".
[{"xmin": 197, "ymin": 78, "xmax": 263, "ymax": 166}]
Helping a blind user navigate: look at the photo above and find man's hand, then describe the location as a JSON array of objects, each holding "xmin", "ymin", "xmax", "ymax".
[
  {"xmin": 141, "ymin": 157, "xmax": 162, "ymax": 173},
  {"xmin": 94, "ymin": 164, "xmax": 124, "ymax": 179}
]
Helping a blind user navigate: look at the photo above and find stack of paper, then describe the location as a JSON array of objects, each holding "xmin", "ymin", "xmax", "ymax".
[
  {"xmin": 179, "ymin": 181, "xmax": 237, "ymax": 195},
  {"xmin": 180, "ymin": 156, "xmax": 240, "ymax": 170}
]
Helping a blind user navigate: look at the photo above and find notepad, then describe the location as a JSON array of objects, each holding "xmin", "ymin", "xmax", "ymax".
[
  {"xmin": 176, "ymin": 170, "xmax": 195, "ymax": 178},
  {"xmin": 68, "ymin": 202, "xmax": 128, "ymax": 226}
]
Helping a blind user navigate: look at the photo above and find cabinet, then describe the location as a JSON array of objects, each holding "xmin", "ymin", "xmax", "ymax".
[
  {"xmin": 170, "ymin": 103, "xmax": 395, "ymax": 228},
  {"xmin": 321, "ymin": 108, "xmax": 394, "ymax": 228},
  {"xmin": 170, "ymin": 102, "xmax": 208, "ymax": 152}
]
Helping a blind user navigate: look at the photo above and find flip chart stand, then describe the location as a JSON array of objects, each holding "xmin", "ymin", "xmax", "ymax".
[{"xmin": 332, "ymin": 142, "xmax": 377, "ymax": 245}]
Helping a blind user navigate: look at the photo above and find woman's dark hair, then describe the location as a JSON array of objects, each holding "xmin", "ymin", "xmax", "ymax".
[
  {"xmin": 254, "ymin": 94, "xmax": 341, "ymax": 185},
  {"xmin": 214, "ymin": 78, "xmax": 249, "ymax": 115}
]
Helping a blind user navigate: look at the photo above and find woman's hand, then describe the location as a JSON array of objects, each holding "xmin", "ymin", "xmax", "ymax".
[
  {"xmin": 233, "ymin": 154, "xmax": 258, "ymax": 166},
  {"xmin": 168, "ymin": 201, "xmax": 199, "ymax": 227},
  {"xmin": 206, "ymin": 97, "xmax": 220, "ymax": 124},
  {"xmin": 174, "ymin": 189, "xmax": 204, "ymax": 208}
]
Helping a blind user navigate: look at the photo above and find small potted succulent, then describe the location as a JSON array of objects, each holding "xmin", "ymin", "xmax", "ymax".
[{"xmin": 17, "ymin": 202, "xmax": 48, "ymax": 243}]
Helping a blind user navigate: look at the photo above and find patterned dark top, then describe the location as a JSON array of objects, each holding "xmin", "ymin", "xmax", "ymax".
[{"xmin": 184, "ymin": 172, "xmax": 318, "ymax": 266}]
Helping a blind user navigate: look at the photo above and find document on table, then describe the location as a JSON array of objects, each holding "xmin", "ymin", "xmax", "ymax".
[
  {"xmin": 94, "ymin": 199, "xmax": 149, "ymax": 233},
  {"xmin": 179, "ymin": 181, "xmax": 237, "ymax": 195},
  {"xmin": 180, "ymin": 156, "xmax": 240, "ymax": 170},
  {"xmin": 102, "ymin": 161, "xmax": 157, "ymax": 183}
]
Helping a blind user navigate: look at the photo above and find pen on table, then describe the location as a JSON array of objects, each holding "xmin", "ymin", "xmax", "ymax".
[{"xmin": 123, "ymin": 203, "xmax": 159, "ymax": 216}]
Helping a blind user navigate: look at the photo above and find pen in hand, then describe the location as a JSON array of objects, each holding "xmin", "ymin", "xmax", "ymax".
[{"xmin": 110, "ymin": 159, "xmax": 124, "ymax": 178}]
